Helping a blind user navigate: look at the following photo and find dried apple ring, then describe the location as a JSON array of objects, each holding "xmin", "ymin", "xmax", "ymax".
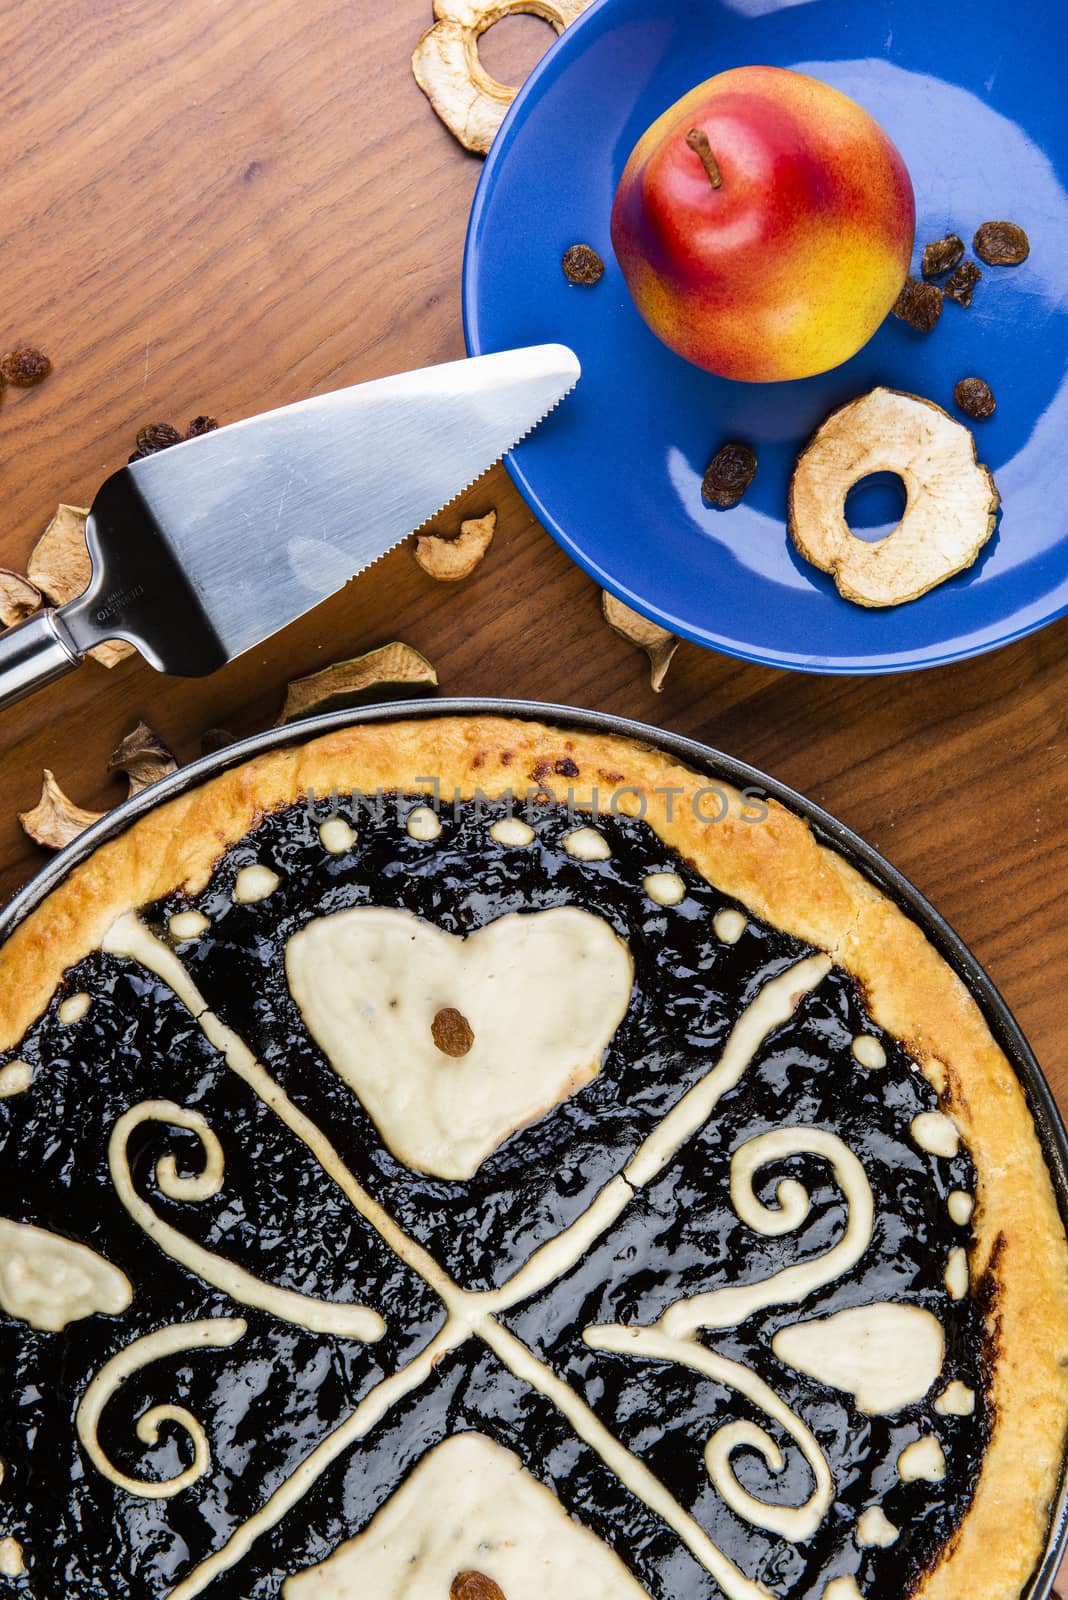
[
  {"xmin": 412, "ymin": 0, "xmax": 594, "ymax": 155},
  {"xmin": 788, "ymin": 387, "xmax": 1000, "ymax": 608}
]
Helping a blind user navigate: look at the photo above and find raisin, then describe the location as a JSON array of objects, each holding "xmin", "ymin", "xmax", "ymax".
[
  {"xmin": 450, "ymin": 1576, "xmax": 506, "ymax": 1600},
  {"xmin": 562, "ymin": 244, "xmax": 604, "ymax": 285},
  {"xmin": 944, "ymin": 260, "xmax": 982, "ymax": 308},
  {"xmin": 702, "ymin": 442, "xmax": 757, "ymax": 509},
  {"xmin": 186, "ymin": 415, "xmax": 219, "ymax": 437},
  {"xmin": 954, "ymin": 378, "xmax": 996, "ymax": 420},
  {"xmin": 0, "ymin": 347, "xmax": 52, "ymax": 387},
  {"xmin": 973, "ymin": 220, "xmax": 1029, "ymax": 266},
  {"xmin": 890, "ymin": 277, "xmax": 943, "ymax": 333},
  {"xmin": 431, "ymin": 1007, "xmax": 475, "ymax": 1059},
  {"xmin": 129, "ymin": 422, "xmax": 183, "ymax": 462},
  {"xmin": 921, "ymin": 234, "xmax": 965, "ymax": 278}
]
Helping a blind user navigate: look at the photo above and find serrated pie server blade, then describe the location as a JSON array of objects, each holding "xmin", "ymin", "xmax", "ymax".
[{"xmin": 51, "ymin": 344, "xmax": 579, "ymax": 678}]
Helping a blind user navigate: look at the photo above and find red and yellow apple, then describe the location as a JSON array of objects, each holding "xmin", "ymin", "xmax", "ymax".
[{"xmin": 610, "ymin": 66, "xmax": 915, "ymax": 382}]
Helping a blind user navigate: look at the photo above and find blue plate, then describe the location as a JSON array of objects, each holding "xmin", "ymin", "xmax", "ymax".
[{"xmin": 463, "ymin": 0, "xmax": 1068, "ymax": 674}]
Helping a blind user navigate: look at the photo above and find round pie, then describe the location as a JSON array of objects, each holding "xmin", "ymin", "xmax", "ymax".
[{"xmin": 0, "ymin": 714, "xmax": 1065, "ymax": 1600}]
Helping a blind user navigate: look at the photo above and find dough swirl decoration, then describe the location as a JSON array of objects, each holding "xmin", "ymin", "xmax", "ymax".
[
  {"xmin": 659, "ymin": 1128, "xmax": 874, "ymax": 1336},
  {"xmin": 109, "ymin": 1099, "xmax": 387, "ymax": 1345},
  {"xmin": 586, "ymin": 1126, "xmax": 877, "ymax": 1542},
  {"xmin": 75, "ymin": 1318, "xmax": 247, "ymax": 1499}
]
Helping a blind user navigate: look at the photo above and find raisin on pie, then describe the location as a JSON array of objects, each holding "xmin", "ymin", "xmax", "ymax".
[{"xmin": 0, "ymin": 716, "xmax": 1065, "ymax": 1600}]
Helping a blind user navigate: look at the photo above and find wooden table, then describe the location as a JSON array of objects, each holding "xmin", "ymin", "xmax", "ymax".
[{"xmin": 1, "ymin": 1, "xmax": 1066, "ymax": 1580}]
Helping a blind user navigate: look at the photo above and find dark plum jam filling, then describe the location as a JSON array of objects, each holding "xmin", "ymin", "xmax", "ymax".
[{"xmin": 0, "ymin": 796, "xmax": 985, "ymax": 1598}]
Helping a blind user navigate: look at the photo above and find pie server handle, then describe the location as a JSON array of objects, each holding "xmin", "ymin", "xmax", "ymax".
[{"xmin": 0, "ymin": 610, "xmax": 82, "ymax": 710}]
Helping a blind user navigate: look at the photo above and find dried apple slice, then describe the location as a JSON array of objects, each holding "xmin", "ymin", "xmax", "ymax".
[
  {"xmin": 414, "ymin": 510, "xmax": 496, "ymax": 580},
  {"xmin": 412, "ymin": 0, "xmax": 593, "ymax": 155},
  {"xmin": 788, "ymin": 388, "xmax": 999, "ymax": 608},
  {"xmin": 107, "ymin": 723, "xmax": 178, "ymax": 796},
  {"xmin": 26, "ymin": 505, "xmax": 91, "ymax": 604},
  {"xmin": 278, "ymin": 642, "xmax": 437, "ymax": 725},
  {"xmin": 602, "ymin": 591, "xmax": 679, "ymax": 692},
  {"xmin": 27, "ymin": 505, "xmax": 135, "ymax": 668},
  {"xmin": 20, "ymin": 723, "xmax": 179, "ymax": 850},
  {"xmin": 19, "ymin": 771, "xmax": 104, "ymax": 850},
  {"xmin": 0, "ymin": 570, "xmax": 42, "ymax": 628}
]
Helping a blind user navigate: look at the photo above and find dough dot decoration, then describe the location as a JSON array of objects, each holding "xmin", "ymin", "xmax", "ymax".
[
  {"xmin": 911, "ymin": 1110, "xmax": 960, "ymax": 1158},
  {"xmin": 823, "ymin": 1578, "xmax": 863, "ymax": 1599},
  {"xmin": 944, "ymin": 1246, "xmax": 969, "ymax": 1300},
  {"xmin": 319, "ymin": 818, "xmax": 356, "ymax": 855},
  {"xmin": 935, "ymin": 1381, "xmax": 976, "ymax": 1416},
  {"xmin": 233, "ymin": 864, "xmax": 281, "ymax": 903},
  {"xmin": 169, "ymin": 911, "xmax": 210, "ymax": 943},
  {"xmin": 897, "ymin": 1435, "xmax": 947, "ymax": 1484},
  {"xmin": 0, "ymin": 1537, "xmax": 25, "ymax": 1578},
  {"xmin": 407, "ymin": 804, "xmax": 442, "ymax": 842},
  {"xmin": 643, "ymin": 871, "xmax": 686, "ymax": 906},
  {"xmin": 856, "ymin": 1506, "xmax": 898, "ymax": 1547},
  {"xmin": 489, "ymin": 816, "xmax": 535, "ymax": 848},
  {"xmin": 563, "ymin": 825, "xmax": 611, "ymax": 860},
  {"xmin": 851, "ymin": 1034, "xmax": 886, "ymax": 1070},
  {"xmin": 713, "ymin": 907, "xmax": 747, "ymax": 944},
  {"xmin": 0, "ymin": 1061, "xmax": 32, "ymax": 1097},
  {"xmin": 57, "ymin": 993, "xmax": 91, "ymax": 1025}
]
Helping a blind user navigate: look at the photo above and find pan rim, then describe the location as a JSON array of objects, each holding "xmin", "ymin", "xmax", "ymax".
[{"xmin": 2, "ymin": 693, "xmax": 1065, "ymax": 1597}]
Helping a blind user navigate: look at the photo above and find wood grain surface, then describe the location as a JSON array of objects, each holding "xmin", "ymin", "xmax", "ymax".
[
  {"xmin": 2, "ymin": 0, "xmax": 1066, "ymax": 1073},
  {"xmin": 0, "ymin": 9, "xmax": 1066, "ymax": 1580}
]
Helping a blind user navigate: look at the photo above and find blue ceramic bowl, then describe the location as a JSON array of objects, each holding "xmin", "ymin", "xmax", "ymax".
[{"xmin": 464, "ymin": 0, "xmax": 1068, "ymax": 673}]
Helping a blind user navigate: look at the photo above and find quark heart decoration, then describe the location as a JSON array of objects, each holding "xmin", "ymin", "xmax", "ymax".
[{"xmin": 286, "ymin": 906, "xmax": 634, "ymax": 1180}]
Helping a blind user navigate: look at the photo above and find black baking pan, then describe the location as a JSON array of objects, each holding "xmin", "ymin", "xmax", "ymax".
[{"xmin": 2, "ymin": 696, "xmax": 1065, "ymax": 1598}]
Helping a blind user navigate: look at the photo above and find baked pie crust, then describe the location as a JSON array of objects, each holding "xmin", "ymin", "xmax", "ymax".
[{"xmin": 0, "ymin": 715, "xmax": 1065, "ymax": 1600}]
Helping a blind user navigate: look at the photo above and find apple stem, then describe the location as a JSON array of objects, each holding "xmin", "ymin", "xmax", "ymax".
[{"xmin": 686, "ymin": 128, "xmax": 723, "ymax": 190}]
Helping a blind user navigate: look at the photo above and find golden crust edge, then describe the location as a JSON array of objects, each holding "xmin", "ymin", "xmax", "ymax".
[{"xmin": 0, "ymin": 713, "xmax": 1065, "ymax": 1598}]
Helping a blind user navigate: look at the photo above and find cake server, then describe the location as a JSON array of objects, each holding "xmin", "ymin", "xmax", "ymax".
[{"xmin": 0, "ymin": 344, "xmax": 580, "ymax": 711}]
